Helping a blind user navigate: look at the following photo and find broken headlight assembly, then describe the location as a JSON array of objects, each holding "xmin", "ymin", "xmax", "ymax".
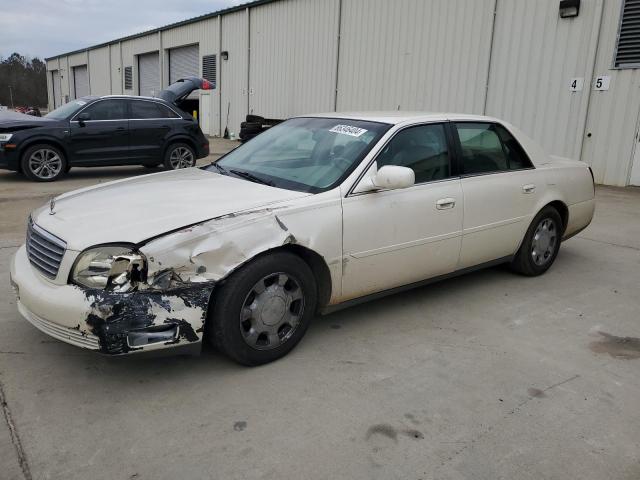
[{"xmin": 71, "ymin": 245, "xmax": 147, "ymax": 292}]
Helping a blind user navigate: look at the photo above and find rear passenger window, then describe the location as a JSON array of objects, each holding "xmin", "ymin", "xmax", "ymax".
[
  {"xmin": 456, "ymin": 122, "xmax": 533, "ymax": 174},
  {"xmin": 456, "ymin": 123, "xmax": 508, "ymax": 174},
  {"xmin": 130, "ymin": 101, "xmax": 162, "ymax": 119},
  {"xmin": 376, "ymin": 124, "xmax": 451, "ymax": 183}
]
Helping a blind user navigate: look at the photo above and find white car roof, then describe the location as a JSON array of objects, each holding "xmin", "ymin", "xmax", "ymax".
[{"xmin": 301, "ymin": 111, "xmax": 502, "ymax": 125}]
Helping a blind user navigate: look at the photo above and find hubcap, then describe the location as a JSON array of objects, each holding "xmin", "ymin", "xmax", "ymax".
[
  {"xmin": 29, "ymin": 149, "xmax": 62, "ymax": 179},
  {"xmin": 531, "ymin": 218, "xmax": 558, "ymax": 266},
  {"xmin": 240, "ymin": 273, "xmax": 304, "ymax": 350},
  {"xmin": 169, "ymin": 147, "xmax": 195, "ymax": 169}
]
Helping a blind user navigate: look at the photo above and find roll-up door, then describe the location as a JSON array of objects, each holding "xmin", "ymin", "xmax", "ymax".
[
  {"xmin": 52, "ymin": 70, "xmax": 61, "ymax": 108},
  {"xmin": 169, "ymin": 45, "xmax": 199, "ymax": 98},
  {"xmin": 73, "ymin": 65, "xmax": 89, "ymax": 98},
  {"xmin": 138, "ymin": 52, "xmax": 160, "ymax": 97}
]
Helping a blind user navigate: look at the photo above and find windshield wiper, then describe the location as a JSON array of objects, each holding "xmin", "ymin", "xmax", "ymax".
[
  {"xmin": 211, "ymin": 163, "xmax": 229, "ymax": 175},
  {"xmin": 229, "ymin": 169, "xmax": 274, "ymax": 186}
]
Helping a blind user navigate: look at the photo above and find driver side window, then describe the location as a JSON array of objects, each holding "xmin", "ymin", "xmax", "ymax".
[{"xmin": 376, "ymin": 124, "xmax": 451, "ymax": 183}]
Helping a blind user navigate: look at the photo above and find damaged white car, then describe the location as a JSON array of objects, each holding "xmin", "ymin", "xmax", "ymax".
[{"xmin": 10, "ymin": 113, "xmax": 595, "ymax": 365}]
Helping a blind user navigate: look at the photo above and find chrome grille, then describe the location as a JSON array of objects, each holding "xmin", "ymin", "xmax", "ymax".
[{"xmin": 26, "ymin": 219, "xmax": 66, "ymax": 279}]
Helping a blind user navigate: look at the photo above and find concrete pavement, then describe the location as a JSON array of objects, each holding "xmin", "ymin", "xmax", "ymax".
[{"xmin": 0, "ymin": 149, "xmax": 639, "ymax": 479}]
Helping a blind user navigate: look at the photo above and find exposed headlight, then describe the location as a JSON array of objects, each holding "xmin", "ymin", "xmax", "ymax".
[
  {"xmin": 0, "ymin": 133, "xmax": 13, "ymax": 142},
  {"xmin": 71, "ymin": 246, "xmax": 146, "ymax": 292}
]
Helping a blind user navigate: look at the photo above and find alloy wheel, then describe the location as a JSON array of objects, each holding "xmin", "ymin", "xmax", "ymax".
[
  {"xmin": 28, "ymin": 149, "xmax": 62, "ymax": 180},
  {"xmin": 168, "ymin": 147, "xmax": 195, "ymax": 169},
  {"xmin": 239, "ymin": 272, "xmax": 305, "ymax": 350}
]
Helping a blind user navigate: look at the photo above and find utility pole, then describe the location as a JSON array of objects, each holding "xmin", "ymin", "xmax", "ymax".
[{"xmin": 8, "ymin": 85, "xmax": 14, "ymax": 108}]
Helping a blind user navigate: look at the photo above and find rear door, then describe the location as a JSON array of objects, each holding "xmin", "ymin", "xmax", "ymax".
[
  {"xmin": 454, "ymin": 122, "xmax": 544, "ymax": 268},
  {"xmin": 69, "ymin": 99, "xmax": 129, "ymax": 164},
  {"xmin": 128, "ymin": 99, "xmax": 181, "ymax": 162}
]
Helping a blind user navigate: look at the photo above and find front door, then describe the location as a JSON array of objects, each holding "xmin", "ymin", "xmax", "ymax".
[
  {"xmin": 69, "ymin": 99, "xmax": 129, "ymax": 164},
  {"xmin": 341, "ymin": 123, "xmax": 463, "ymax": 301}
]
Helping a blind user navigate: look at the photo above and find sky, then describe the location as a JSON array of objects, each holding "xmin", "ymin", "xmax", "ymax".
[{"xmin": 0, "ymin": 0, "xmax": 243, "ymax": 60}]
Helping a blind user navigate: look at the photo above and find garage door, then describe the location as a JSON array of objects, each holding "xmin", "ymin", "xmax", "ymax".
[
  {"xmin": 138, "ymin": 52, "xmax": 160, "ymax": 97},
  {"xmin": 73, "ymin": 65, "xmax": 89, "ymax": 99},
  {"xmin": 52, "ymin": 70, "xmax": 61, "ymax": 108},
  {"xmin": 169, "ymin": 45, "xmax": 199, "ymax": 98}
]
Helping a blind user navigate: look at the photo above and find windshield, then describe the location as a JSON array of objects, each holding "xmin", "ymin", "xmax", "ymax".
[
  {"xmin": 45, "ymin": 100, "xmax": 89, "ymax": 120},
  {"xmin": 208, "ymin": 117, "xmax": 391, "ymax": 193}
]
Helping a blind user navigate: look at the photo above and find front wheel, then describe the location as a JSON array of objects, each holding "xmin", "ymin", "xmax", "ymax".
[
  {"xmin": 21, "ymin": 144, "xmax": 67, "ymax": 182},
  {"xmin": 163, "ymin": 143, "xmax": 196, "ymax": 170},
  {"xmin": 208, "ymin": 252, "xmax": 317, "ymax": 366},
  {"xmin": 511, "ymin": 206, "xmax": 563, "ymax": 276}
]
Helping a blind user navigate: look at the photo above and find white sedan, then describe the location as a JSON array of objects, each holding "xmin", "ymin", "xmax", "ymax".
[{"xmin": 10, "ymin": 113, "xmax": 595, "ymax": 365}]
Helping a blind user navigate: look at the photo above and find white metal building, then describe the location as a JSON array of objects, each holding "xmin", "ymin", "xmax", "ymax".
[{"xmin": 45, "ymin": 0, "xmax": 640, "ymax": 186}]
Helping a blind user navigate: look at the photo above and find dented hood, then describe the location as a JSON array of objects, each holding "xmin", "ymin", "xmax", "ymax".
[{"xmin": 31, "ymin": 168, "xmax": 309, "ymax": 251}]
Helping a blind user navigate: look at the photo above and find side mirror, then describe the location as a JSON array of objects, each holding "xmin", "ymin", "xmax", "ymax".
[
  {"xmin": 77, "ymin": 112, "xmax": 90, "ymax": 125},
  {"xmin": 355, "ymin": 165, "xmax": 415, "ymax": 193}
]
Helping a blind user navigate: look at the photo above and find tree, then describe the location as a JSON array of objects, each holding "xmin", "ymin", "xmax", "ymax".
[{"xmin": 0, "ymin": 53, "xmax": 48, "ymax": 107}]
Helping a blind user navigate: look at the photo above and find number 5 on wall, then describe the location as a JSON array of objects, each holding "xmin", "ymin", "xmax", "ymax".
[{"xmin": 594, "ymin": 76, "xmax": 610, "ymax": 91}]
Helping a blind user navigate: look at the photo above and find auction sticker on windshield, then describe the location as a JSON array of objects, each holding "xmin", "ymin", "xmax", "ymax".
[{"xmin": 330, "ymin": 125, "xmax": 368, "ymax": 137}]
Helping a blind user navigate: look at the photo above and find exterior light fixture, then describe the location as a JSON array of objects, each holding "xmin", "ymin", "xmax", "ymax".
[
  {"xmin": 559, "ymin": 0, "xmax": 580, "ymax": 18},
  {"xmin": 221, "ymin": 51, "xmax": 229, "ymax": 61}
]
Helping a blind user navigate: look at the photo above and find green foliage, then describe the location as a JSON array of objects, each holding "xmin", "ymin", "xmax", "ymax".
[{"xmin": 0, "ymin": 53, "xmax": 47, "ymax": 107}]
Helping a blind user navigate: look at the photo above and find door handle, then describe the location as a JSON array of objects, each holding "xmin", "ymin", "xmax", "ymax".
[
  {"xmin": 522, "ymin": 184, "xmax": 536, "ymax": 194},
  {"xmin": 436, "ymin": 198, "xmax": 456, "ymax": 210}
]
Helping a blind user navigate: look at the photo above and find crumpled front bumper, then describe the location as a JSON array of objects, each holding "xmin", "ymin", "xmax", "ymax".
[{"xmin": 10, "ymin": 245, "xmax": 215, "ymax": 355}]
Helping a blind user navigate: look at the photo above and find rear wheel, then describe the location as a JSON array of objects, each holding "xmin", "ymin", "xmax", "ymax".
[
  {"xmin": 511, "ymin": 206, "xmax": 563, "ymax": 276},
  {"xmin": 163, "ymin": 143, "xmax": 196, "ymax": 170},
  {"xmin": 208, "ymin": 252, "xmax": 317, "ymax": 366},
  {"xmin": 21, "ymin": 144, "xmax": 67, "ymax": 182}
]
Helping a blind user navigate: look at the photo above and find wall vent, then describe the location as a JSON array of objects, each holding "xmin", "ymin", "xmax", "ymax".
[
  {"xmin": 614, "ymin": 0, "xmax": 640, "ymax": 68},
  {"xmin": 202, "ymin": 54, "xmax": 217, "ymax": 88},
  {"xmin": 124, "ymin": 66, "xmax": 133, "ymax": 90}
]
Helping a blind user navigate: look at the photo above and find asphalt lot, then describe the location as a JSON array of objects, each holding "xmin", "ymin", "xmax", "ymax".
[{"xmin": 1, "ymin": 143, "xmax": 640, "ymax": 479}]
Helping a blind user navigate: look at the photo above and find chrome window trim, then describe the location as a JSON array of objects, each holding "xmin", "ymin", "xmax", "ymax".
[{"xmin": 71, "ymin": 97, "xmax": 183, "ymax": 122}]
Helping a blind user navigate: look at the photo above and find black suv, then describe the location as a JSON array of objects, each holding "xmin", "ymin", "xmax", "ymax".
[{"xmin": 0, "ymin": 77, "xmax": 211, "ymax": 181}]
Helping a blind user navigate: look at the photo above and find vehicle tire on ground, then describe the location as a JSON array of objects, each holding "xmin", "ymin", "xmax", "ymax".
[
  {"xmin": 208, "ymin": 252, "xmax": 317, "ymax": 366},
  {"xmin": 21, "ymin": 144, "xmax": 67, "ymax": 182},
  {"xmin": 511, "ymin": 206, "xmax": 563, "ymax": 276},
  {"xmin": 245, "ymin": 114, "xmax": 264, "ymax": 124},
  {"xmin": 163, "ymin": 143, "xmax": 196, "ymax": 170},
  {"xmin": 65, "ymin": 165, "xmax": 72, "ymax": 173},
  {"xmin": 240, "ymin": 122, "xmax": 263, "ymax": 134}
]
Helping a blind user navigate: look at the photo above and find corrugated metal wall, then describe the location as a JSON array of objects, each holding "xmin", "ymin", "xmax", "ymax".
[
  {"xmin": 485, "ymin": 0, "xmax": 601, "ymax": 171},
  {"xmin": 221, "ymin": 10, "xmax": 249, "ymax": 137},
  {"xmin": 88, "ymin": 47, "xmax": 111, "ymax": 96},
  {"xmin": 337, "ymin": 0, "xmax": 495, "ymax": 113},
  {"xmin": 249, "ymin": 0, "xmax": 339, "ymax": 117},
  {"xmin": 581, "ymin": 0, "xmax": 640, "ymax": 186},
  {"xmin": 43, "ymin": 0, "xmax": 640, "ymax": 185}
]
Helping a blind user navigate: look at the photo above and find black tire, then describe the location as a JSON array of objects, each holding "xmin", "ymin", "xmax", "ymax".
[
  {"xmin": 208, "ymin": 252, "xmax": 317, "ymax": 366},
  {"xmin": 240, "ymin": 123, "xmax": 263, "ymax": 135},
  {"xmin": 21, "ymin": 144, "xmax": 67, "ymax": 182},
  {"xmin": 246, "ymin": 114, "xmax": 264, "ymax": 124},
  {"xmin": 511, "ymin": 206, "xmax": 563, "ymax": 276},
  {"xmin": 163, "ymin": 143, "xmax": 196, "ymax": 170}
]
